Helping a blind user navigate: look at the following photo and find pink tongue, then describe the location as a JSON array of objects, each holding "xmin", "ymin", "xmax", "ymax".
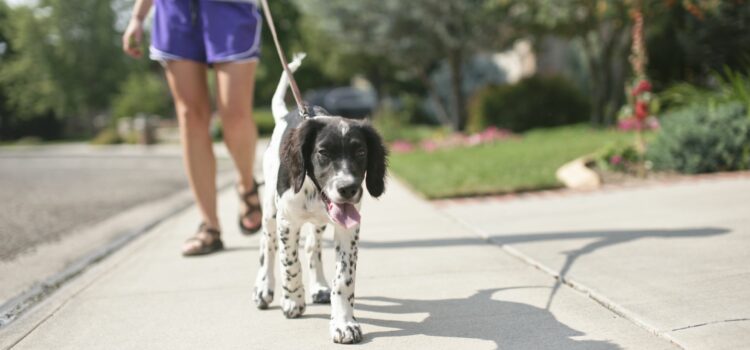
[{"xmin": 327, "ymin": 202, "xmax": 361, "ymax": 229}]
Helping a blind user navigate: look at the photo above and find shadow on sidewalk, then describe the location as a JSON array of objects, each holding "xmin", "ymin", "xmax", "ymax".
[
  {"xmin": 361, "ymin": 227, "xmax": 728, "ymax": 309},
  {"xmin": 355, "ymin": 287, "xmax": 620, "ymax": 349}
]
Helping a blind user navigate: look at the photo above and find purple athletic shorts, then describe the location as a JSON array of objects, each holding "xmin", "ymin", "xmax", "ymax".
[{"xmin": 150, "ymin": 0, "xmax": 262, "ymax": 64}]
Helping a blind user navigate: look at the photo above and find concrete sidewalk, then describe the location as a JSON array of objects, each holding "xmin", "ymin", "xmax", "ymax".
[
  {"xmin": 1, "ymin": 179, "xmax": 675, "ymax": 349},
  {"xmin": 440, "ymin": 175, "xmax": 750, "ymax": 349}
]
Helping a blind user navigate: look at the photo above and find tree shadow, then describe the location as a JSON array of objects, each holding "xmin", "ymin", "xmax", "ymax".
[
  {"xmin": 355, "ymin": 287, "xmax": 620, "ymax": 349},
  {"xmin": 360, "ymin": 227, "xmax": 728, "ymax": 309}
]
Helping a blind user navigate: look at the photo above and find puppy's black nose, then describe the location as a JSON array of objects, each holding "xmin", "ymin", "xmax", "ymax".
[{"xmin": 337, "ymin": 184, "xmax": 359, "ymax": 199}]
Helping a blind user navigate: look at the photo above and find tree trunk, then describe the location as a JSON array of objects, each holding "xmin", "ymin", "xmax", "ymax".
[
  {"xmin": 448, "ymin": 50, "xmax": 466, "ymax": 131},
  {"xmin": 418, "ymin": 70, "xmax": 451, "ymax": 126},
  {"xmin": 582, "ymin": 22, "xmax": 631, "ymax": 127}
]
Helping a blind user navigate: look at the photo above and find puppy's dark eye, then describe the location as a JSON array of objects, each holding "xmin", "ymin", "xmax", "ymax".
[
  {"xmin": 356, "ymin": 148, "xmax": 366, "ymax": 158},
  {"xmin": 318, "ymin": 150, "xmax": 330, "ymax": 159}
]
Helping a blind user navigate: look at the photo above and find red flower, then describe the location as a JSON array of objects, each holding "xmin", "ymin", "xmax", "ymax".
[
  {"xmin": 631, "ymin": 80, "xmax": 652, "ymax": 96},
  {"xmin": 635, "ymin": 100, "xmax": 649, "ymax": 120}
]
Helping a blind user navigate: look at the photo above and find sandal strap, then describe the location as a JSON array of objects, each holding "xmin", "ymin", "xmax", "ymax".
[
  {"xmin": 238, "ymin": 181, "xmax": 262, "ymax": 214},
  {"xmin": 198, "ymin": 222, "xmax": 221, "ymax": 237}
]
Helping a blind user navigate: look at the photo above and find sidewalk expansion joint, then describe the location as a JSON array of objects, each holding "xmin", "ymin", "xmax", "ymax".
[
  {"xmin": 437, "ymin": 206, "xmax": 687, "ymax": 350},
  {"xmin": 670, "ymin": 318, "xmax": 750, "ymax": 332}
]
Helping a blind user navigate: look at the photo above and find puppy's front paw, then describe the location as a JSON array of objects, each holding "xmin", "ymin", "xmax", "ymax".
[
  {"xmin": 330, "ymin": 319, "xmax": 362, "ymax": 344},
  {"xmin": 281, "ymin": 297, "xmax": 306, "ymax": 318},
  {"xmin": 253, "ymin": 286, "xmax": 274, "ymax": 310}
]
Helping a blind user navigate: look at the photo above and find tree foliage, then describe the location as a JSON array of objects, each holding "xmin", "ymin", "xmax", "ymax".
[
  {"xmin": 298, "ymin": 0, "xmax": 513, "ymax": 131},
  {"xmin": 0, "ymin": 0, "xmax": 127, "ymax": 138}
]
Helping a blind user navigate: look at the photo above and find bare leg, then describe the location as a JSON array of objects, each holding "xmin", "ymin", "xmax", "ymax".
[
  {"xmin": 305, "ymin": 224, "xmax": 331, "ymax": 303},
  {"xmin": 330, "ymin": 226, "xmax": 362, "ymax": 344},
  {"xmin": 214, "ymin": 61, "xmax": 261, "ymax": 230},
  {"xmin": 164, "ymin": 61, "xmax": 220, "ymax": 243}
]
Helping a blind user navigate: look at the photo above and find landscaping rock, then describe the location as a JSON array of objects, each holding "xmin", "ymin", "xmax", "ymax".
[{"xmin": 556, "ymin": 157, "xmax": 601, "ymax": 190}]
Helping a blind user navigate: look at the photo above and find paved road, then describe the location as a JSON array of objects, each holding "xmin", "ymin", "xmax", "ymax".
[{"xmin": 0, "ymin": 145, "xmax": 231, "ymax": 261}]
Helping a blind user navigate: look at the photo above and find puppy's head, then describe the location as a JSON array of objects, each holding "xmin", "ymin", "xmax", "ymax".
[{"xmin": 280, "ymin": 116, "xmax": 388, "ymax": 227}]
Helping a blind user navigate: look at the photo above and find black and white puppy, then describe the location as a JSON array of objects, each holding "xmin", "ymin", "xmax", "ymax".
[{"xmin": 253, "ymin": 54, "xmax": 387, "ymax": 344}]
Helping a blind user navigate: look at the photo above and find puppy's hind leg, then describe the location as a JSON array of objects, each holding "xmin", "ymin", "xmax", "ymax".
[
  {"xmin": 305, "ymin": 224, "xmax": 331, "ymax": 304},
  {"xmin": 254, "ymin": 212, "xmax": 277, "ymax": 309}
]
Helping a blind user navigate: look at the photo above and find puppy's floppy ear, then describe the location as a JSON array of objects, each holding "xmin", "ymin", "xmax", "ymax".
[
  {"xmin": 361, "ymin": 124, "xmax": 388, "ymax": 198},
  {"xmin": 280, "ymin": 119, "xmax": 321, "ymax": 193}
]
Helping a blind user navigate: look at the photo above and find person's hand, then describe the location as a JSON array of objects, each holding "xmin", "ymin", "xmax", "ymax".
[{"xmin": 122, "ymin": 18, "xmax": 144, "ymax": 58}]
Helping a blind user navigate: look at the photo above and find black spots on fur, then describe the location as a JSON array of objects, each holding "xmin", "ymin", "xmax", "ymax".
[
  {"xmin": 317, "ymin": 251, "xmax": 322, "ymax": 262},
  {"xmin": 349, "ymin": 268, "xmax": 352, "ymax": 275},
  {"xmin": 283, "ymin": 285, "xmax": 300, "ymax": 294},
  {"xmin": 347, "ymin": 294, "xmax": 354, "ymax": 302},
  {"xmin": 345, "ymin": 278, "xmax": 352, "ymax": 287},
  {"xmin": 259, "ymin": 253, "xmax": 265, "ymax": 266}
]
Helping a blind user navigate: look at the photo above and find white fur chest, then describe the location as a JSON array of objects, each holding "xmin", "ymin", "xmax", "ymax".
[{"xmin": 275, "ymin": 177, "xmax": 330, "ymax": 225}]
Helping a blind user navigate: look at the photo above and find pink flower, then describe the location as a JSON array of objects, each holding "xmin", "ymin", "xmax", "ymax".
[
  {"xmin": 610, "ymin": 155, "xmax": 623, "ymax": 166},
  {"xmin": 420, "ymin": 139, "xmax": 439, "ymax": 152},
  {"xmin": 646, "ymin": 117, "xmax": 660, "ymax": 130},
  {"xmin": 391, "ymin": 140, "xmax": 414, "ymax": 153},
  {"xmin": 618, "ymin": 117, "xmax": 640, "ymax": 131},
  {"xmin": 466, "ymin": 134, "xmax": 483, "ymax": 146}
]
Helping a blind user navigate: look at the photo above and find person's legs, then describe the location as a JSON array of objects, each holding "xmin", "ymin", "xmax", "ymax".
[
  {"xmin": 214, "ymin": 60, "xmax": 261, "ymax": 231},
  {"xmin": 164, "ymin": 60, "xmax": 220, "ymax": 234}
]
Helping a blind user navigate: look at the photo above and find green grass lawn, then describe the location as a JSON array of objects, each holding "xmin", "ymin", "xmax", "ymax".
[{"xmin": 388, "ymin": 125, "xmax": 633, "ymax": 199}]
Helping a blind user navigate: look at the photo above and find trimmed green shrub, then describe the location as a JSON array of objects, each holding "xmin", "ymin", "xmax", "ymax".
[
  {"xmin": 468, "ymin": 76, "xmax": 590, "ymax": 133},
  {"xmin": 647, "ymin": 102, "xmax": 750, "ymax": 174}
]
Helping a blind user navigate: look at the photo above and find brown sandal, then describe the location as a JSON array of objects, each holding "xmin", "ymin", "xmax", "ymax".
[
  {"xmin": 238, "ymin": 181, "xmax": 262, "ymax": 235},
  {"xmin": 182, "ymin": 223, "xmax": 223, "ymax": 256}
]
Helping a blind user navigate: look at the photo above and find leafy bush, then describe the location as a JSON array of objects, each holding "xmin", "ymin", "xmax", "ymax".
[
  {"xmin": 373, "ymin": 105, "xmax": 449, "ymax": 144},
  {"xmin": 211, "ymin": 108, "xmax": 276, "ymax": 141},
  {"xmin": 468, "ymin": 76, "xmax": 590, "ymax": 133},
  {"xmin": 254, "ymin": 108, "xmax": 276, "ymax": 136},
  {"xmin": 660, "ymin": 68, "xmax": 750, "ymax": 111},
  {"xmin": 647, "ymin": 102, "xmax": 750, "ymax": 174},
  {"xmin": 595, "ymin": 141, "xmax": 641, "ymax": 173},
  {"xmin": 112, "ymin": 73, "xmax": 172, "ymax": 119}
]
